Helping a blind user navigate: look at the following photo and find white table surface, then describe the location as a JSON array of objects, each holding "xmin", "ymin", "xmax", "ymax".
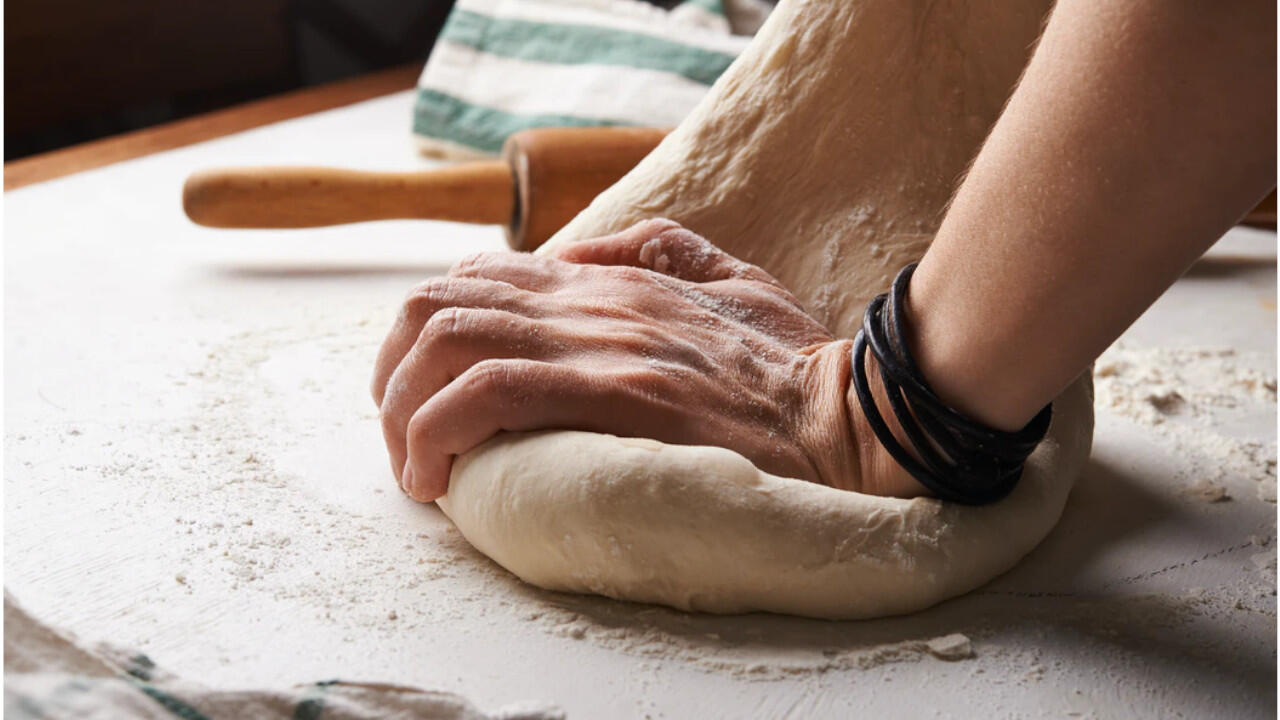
[{"xmin": 5, "ymin": 91, "xmax": 1276, "ymax": 719}]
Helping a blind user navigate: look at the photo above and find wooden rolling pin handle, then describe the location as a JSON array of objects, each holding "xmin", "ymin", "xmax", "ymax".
[
  {"xmin": 503, "ymin": 127, "xmax": 669, "ymax": 251},
  {"xmin": 180, "ymin": 126, "xmax": 670, "ymax": 249},
  {"xmin": 182, "ymin": 163, "xmax": 514, "ymax": 229}
]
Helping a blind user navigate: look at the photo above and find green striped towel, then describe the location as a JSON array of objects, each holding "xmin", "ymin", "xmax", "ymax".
[
  {"xmin": 413, "ymin": 0, "xmax": 770, "ymax": 159},
  {"xmin": 4, "ymin": 593, "xmax": 562, "ymax": 719}
]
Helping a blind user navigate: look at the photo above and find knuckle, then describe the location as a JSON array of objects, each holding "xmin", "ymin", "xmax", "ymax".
[
  {"xmin": 402, "ymin": 277, "xmax": 456, "ymax": 318},
  {"xmin": 379, "ymin": 383, "xmax": 410, "ymax": 434},
  {"xmin": 451, "ymin": 252, "xmax": 497, "ymax": 276},
  {"xmin": 380, "ymin": 402, "xmax": 400, "ymax": 436},
  {"xmin": 656, "ymin": 225, "xmax": 709, "ymax": 252},
  {"xmin": 421, "ymin": 306, "xmax": 470, "ymax": 342},
  {"xmin": 378, "ymin": 370, "xmax": 409, "ymax": 410},
  {"xmin": 463, "ymin": 358, "xmax": 517, "ymax": 393},
  {"xmin": 405, "ymin": 408, "xmax": 433, "ymax": 446},
  {"xmin": 635, "ymin": 217, "xmax": 684, "ymax": 236}
]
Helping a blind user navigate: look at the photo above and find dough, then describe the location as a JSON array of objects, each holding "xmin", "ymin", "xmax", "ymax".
[
  {"xmin": 439, "ymin": 384, "xmax": 1090, "ymax": 619},
  {"xmin": 436, "ymin": 0, "xmax": 1094, "ymax": 619}
]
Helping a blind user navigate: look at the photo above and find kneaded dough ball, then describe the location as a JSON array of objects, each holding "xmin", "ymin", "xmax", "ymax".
[{"xmin": 437, "ymin": 375, "xmax": 1092, "ymax": 620}]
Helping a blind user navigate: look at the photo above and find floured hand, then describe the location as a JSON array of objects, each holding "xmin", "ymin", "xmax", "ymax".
[{"xmin": 372, "ymin": 219, "xmax": 920, "ymax": 502}]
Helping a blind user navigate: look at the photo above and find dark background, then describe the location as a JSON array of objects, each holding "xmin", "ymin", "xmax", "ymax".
[
  {"xmin": 4, "ymin": 0, "xmax": 697, "ymax": 162},
  {"xmin": 4, "ymin": 0, "xmax": 458, "ymax": 161}
]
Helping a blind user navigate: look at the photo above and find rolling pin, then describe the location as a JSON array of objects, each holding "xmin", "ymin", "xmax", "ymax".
[{"xmin": 182, "ymin": 127, "xmax": 669, "ymax": 251}]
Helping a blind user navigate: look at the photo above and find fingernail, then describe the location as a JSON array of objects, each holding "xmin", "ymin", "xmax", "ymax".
[{"xmin": 401, "ymin": 465, "xmax": 415, "ymax": 496}]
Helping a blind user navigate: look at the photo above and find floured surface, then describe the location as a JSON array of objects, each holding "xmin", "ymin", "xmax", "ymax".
[{"xmin": 5, "ymin": 91, "xmax": 1276, "ymax": 718}]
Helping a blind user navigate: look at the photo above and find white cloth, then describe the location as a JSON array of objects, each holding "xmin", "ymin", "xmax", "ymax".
[{"xmin": 413, "ymin": 0, "xmax": 770, "ymax": 159}]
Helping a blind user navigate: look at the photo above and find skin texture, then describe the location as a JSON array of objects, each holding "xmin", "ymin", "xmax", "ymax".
[
  {"xmin": 910, "ymin": 0, "xmax": 1277, "ymax": 432},
  {"xmin": 374, "ymin": 0, "xmax": 1274, "ymax": 502},
  {"xmin": 373, "ymin": 220, "xmax": 916, "ymax": 502}
]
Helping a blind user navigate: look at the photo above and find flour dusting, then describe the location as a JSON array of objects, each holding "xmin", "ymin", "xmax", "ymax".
[
  {"xmin": 9, "ymin": 301, "xmax": 1273, "ymax": 704},
  {"xmin": 1094, "ymin": 344, "xmax": 1277, "ymax": 503}
]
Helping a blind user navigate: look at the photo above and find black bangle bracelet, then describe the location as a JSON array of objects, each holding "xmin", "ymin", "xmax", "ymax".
[{"xmin": 850, "ymin": 263, "xmax": 1052, "ymax": 505}]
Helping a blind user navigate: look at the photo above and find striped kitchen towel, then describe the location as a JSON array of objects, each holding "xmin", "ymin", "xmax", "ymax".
[
  {"xmin": 413, "ymin": 0, "xmax": 770, "ymax": 159},
  {"xmin": 4, "ymin": 593, "xmax": 563, "ymax": 720}
]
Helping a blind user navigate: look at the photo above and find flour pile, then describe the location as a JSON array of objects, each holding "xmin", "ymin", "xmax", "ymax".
[{"xmin": 1094, "ymin": 344, "xmax": 1277, "ymax": 503}]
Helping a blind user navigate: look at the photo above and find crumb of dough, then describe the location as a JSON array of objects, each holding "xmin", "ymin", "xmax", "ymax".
[
  {"xmin": 925, "ymin": 633, "xmax": 973, "ymax": 661},
  {"xmin": 1145, "ymin": 389, "xmax": 1186, "ymax": 416}
]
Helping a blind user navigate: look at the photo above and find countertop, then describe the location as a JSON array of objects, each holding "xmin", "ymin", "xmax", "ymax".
[{"xmin": 5, "ymin": 90, "xmax": 1276, "ymax": 718}]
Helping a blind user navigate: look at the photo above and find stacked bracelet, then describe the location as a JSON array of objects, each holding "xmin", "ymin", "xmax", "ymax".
[{"xmin": 851, "ymin": 263, "xmax": 1052, "ymax": 505}]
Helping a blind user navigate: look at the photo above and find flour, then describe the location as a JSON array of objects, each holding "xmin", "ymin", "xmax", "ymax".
[
  {"xmin": 1093, "ymin": 344, "xmax": 1278, "ymax": 503},
  {"xmin": 10, "ymin": 294, "xmax": 1272, "ymax": 701},
  {"xmin": 1250, "ymin": 548, "xmax": 1277, "ymax": 573},
  {"xmin": 541, "ymin": 606, "xmax": 977, "ymax": 678}
]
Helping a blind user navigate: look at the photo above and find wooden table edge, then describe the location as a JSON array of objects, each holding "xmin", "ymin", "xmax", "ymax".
[{"xmin": 3, "ymin": 63, "xmax": 422, "ymax": 192}]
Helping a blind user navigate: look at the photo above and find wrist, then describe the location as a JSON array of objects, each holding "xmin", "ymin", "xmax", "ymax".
[
  {"xmin": 842, "ymin": 349, "xmax": 931, "ymax": 498},
  {"xmin": 906, "ymin": 258, "xmax": 1039, "ymax": 433},
  {"xmin": 794, "ymin": 340, "xmax": 861, "ymax": 491},
  {"xmin": 795, "ymin": 340, "xmax": 926, "ymax": 498},
  {"xmin": 848, "ymin": 261, "xmax": 1052, "ymax": 504}
]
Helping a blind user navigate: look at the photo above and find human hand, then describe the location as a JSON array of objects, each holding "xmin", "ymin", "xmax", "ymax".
[{"xmin": 372, "ymin": 219, "xmax": 921, "ymax": 502}]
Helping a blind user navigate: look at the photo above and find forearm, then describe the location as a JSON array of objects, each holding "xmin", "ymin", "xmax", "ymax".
[{"xmin": 909, "ymin": 0, "xmax": 1276, "ymax": 431}]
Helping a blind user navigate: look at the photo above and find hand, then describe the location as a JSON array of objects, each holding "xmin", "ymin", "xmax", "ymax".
[{"xmin": 372, "ymin": 219, "xmax": 922, "ymax": 502}]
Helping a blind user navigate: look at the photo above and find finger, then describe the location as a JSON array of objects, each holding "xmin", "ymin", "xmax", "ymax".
[
  {"xmin": 371, "ymin": 277, "xmax": 540, "ymax": 406},
  {"xmin": 549, "ymin": 218, "xmax": 686, "ymax": 269},
  {"xmin": 380, "ymin": 308, "xmax": 560, "ymax": 485},
  {"xmin": 448, "ymin": 251, "xmax": 576, "ymax": 292},
  {"xmin": 402, "ymin": 359, "xmax": 630, "ymax": 502},
  {"xmin": 554, "ymin": 218, "xmax": 780, "ymax": 287},
  {"xmin": 402, "ymin": 355, "xmax": 825, "ymax": 501},
  {"xmin": 548, "ymin": 218, "xmax": 683, "ymax": 265}
]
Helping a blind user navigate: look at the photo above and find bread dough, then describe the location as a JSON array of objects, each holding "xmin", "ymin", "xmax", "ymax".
[
  {"xmin": 439, "ymin": 385, "xmax": 1090, "ymax": 619},
  {"xmin": 436, "ymin": 0, "xmax": 1095, "ymax": 619}
]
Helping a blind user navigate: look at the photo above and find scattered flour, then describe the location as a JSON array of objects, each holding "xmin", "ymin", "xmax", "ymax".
[
  {"xmin": 1249, "ymin": 548, "xmax": 1277, "ymax": 573},
  {"xmin": 1093, "ymin": 344, "xmax": 1277, "ymax": 503},
  {"xmin": 11, "ymin": 304, "xmax": 1274, "ymax": 700}
]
